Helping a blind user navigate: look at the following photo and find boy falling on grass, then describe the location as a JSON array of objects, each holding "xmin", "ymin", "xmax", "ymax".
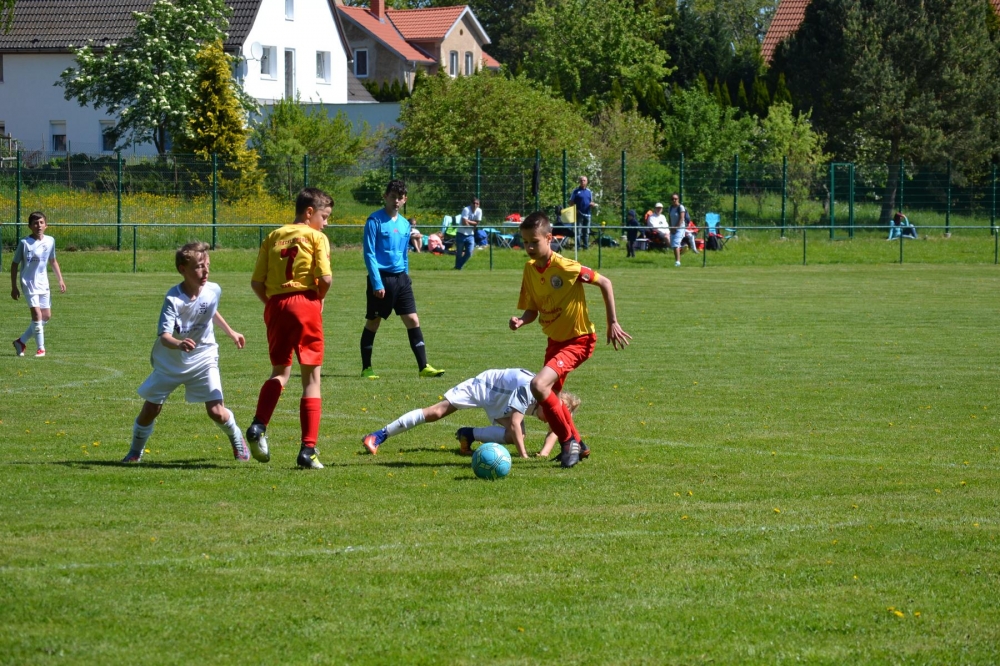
[
  {"xmin": 510, "ymin": 211, "xmax": 632, "ymax": 468},
  {"xmin": 10, "ymin": 211, "xmax": 66, "ymax": 358},
  {"xmin": 361, "ymin": 367, "xmax": 581, "ymax": 459},
  {"xmin": 122, "ymin": 242, "xmax": 247, "ymax": 463}
]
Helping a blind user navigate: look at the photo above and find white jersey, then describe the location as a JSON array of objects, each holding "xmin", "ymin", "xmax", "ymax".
[
  {"xmin": 150, "ymin": 282, "xmax": 222, "ymax": 373},
  {"xmin": 13, "ymin": 235, "xmax": 56, "ymax": 295},
  {"xmin": 444, "ymin": 368, "xmax": 536, "ymax": 424}
]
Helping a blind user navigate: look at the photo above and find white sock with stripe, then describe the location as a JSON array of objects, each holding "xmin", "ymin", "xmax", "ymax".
[{"xmin": 386, "ymin": 409, "xmax": 425, "ymax": 437}]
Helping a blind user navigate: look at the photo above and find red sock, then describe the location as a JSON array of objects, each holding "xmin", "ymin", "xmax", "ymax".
[
  {"xmin": 300, "ymin": 397, "xmax": 322, "ymax": 448},
  {"xmin": 541, "ymin": 391, "xmax": 573, "ymax": 443},
  {"xmin": 254, "ymin": 378, "xmax": 284, "ymax": 425},
  {"xmin": 555, "ymin": 397, "xmax": 581, "ymax": 441}
]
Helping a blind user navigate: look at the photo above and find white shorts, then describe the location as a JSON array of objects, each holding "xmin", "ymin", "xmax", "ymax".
[
  {"xmin": 444, "ymin": 379, "xmax": 509, "ymax": 425},
  {"xmin": 26, "ymin": 291, "xmax": 51, "ymax": 309},
  {"xmin": 138, "ymin": 364, "xmax": 224, "ymax": 404},
  {"xmin": 670, "ymin": 229, "xmax": 686, "ymax": 248}
]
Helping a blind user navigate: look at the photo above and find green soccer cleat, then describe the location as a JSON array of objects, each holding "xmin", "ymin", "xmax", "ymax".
[
  {"xmin": 361, "ymin": 367, "xmax": 380, "ymax": 380},
  {"xmin": 419, "ymin": 365, "xmax": 445, "ymax": 378}
]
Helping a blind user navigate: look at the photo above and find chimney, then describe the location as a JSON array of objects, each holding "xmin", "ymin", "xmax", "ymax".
[{"xmin": 371, "ymin": 0, "xmax": 385, "ymax": 21}]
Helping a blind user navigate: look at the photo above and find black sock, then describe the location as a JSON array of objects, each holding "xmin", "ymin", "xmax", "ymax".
[
  {"xmin": 361, "ymin": 327, "xmax": 377, "ymax": 370},
  {"xmin": 407, "ymin": 326, "xmax": 428, "ymax": 370}
]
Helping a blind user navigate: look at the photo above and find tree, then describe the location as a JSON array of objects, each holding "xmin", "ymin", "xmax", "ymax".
[
  {"xmin": 661, "ymin": 84, "xmax": 756, "ymax": 162},
  {"xmin": 172, "ymin": 40, "xmax": 262, "ymax": 199},
  {"xmin": 519, "ymin": 0, "xmax": 673, "ymax": 114},
  {"xmin": 754, "ymin": 102, "xmax": 828, "ymax": 223},
  {"xmin": 773, "ymin": 0, "xmax": 1000, "ymax": 221},
  {"xmin": 58, "ymin": 0, "xmax": 231, "ymax": 154}
]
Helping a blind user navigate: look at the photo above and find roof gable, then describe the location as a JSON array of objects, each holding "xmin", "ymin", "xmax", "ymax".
[
  {"xmin": 386, "ymin": 5, "xmax": 488, "ymax": 44},
  {"xmin": 338, "ymin": 5, "xmax": 435, "ymax": 63}
]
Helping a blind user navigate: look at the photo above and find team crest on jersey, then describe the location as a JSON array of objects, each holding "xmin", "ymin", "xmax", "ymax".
[
  {"xmin": 197, "ymin": 302, "xmax": 209, "ymax": 315},
  {"xmin": 550, "ymin": 275, "xmax": 563, "ymax": 289}
]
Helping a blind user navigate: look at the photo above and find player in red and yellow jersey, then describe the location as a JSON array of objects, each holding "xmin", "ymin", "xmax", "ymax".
[
  {"xmin": 509, "ymin": 211, "xmax": 631, "ymax": 468},
  {"xmin": 247, "ymin": 188, "xmax": 333, "ymax": 470}
]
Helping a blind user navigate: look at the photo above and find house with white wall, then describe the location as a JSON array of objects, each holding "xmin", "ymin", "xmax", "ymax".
[{"xmin": 0, "ymin": 0, "xmax": 360, "ymax": 155}]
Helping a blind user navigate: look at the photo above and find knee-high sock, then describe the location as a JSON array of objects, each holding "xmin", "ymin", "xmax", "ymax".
[
  {"xmin": 19, "ymin": 322, "xmax": 35, "ymax": 344},
  {"xmin": 541, "ymin": 391, "xmax": 574, "ymax": 443},
  {"xmin": 300, "ymin": 397, "xmax": 322, "ymax": 448},
  {"xmin": 214, "ymin": 409, "xmax": 241, "ymax": 443},
  {"xmin": 551, "ymin": 395, "xmax": 581, "ymax": 441},
  {"xmin": 33, "ymin": 321, "xmax": 44, "ymax": 350},
  {"xmin": 254, "ymin": 377, "xmax": 284, "ymax": 426},
  {"xmin": 407, "ymin": 327, "xmax": 428, "ymax": 370},
  {"xmin": 360, "ymin": 327, "xmax": 377, "ymax": 370},
  {"xmin": 386, "ymin": 408, "xmax": 425, "ymax": 437},
  {"xmin": 473, "ymin": 426, "xmax": 507, "ymax": 443},
  {"xmin": 130, "ymin": 419, "xmax": 155, "ymax": 455}
]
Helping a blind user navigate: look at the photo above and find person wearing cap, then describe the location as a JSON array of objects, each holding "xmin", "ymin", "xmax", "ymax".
[
  {"xmin": 647, "ymin": 202, "xmax": 669, "ymax": 244},
  {"xmin": 456, "ymin": 197, "xmax": 481, "ymax": 270}
]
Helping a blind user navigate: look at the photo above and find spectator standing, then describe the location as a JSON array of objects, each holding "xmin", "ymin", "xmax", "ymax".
[
  {"xmin": 569, "ymin": 176, "xmax": 597, "ymax": 250},
  {"xmin": 667, "ymin": 193, "xmax": 687, "ymax": 266},
  {"xmin": 625, "ymin": 209, "xmax": 640, "ymax": 258},
  {"xmin": 456, "ymin": 197, "xmax": 481, "ymax": 269}
]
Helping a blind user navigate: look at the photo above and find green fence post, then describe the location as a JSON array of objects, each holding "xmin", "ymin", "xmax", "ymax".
[
  {"xmin": 991, "ymin": 164, "xmax": 997, "ymax": 236},
  {"xmin": 133, "ymin": 226, "xmax": 138, "ymax": 273},
  {"xmin": 803, "ymin": 226, "xmax": 807, "ymax": 265},
  {"xmin": 702, "ymin": 227, "xmax": 708, "ymax": 267},
  {"xmin": 621, "ymin": 150, "xmax": 626, "ymax": 229},
  {"xmin": 489, "ymin": 232, "xmax": 493, "ymax": 271},
  {"xmin": 258, "ymin": 225, "xmax": 263, "ymax": 248},
  {"xmin": 780, "ymin": 156, "xmax": 787, "ymax": 238},
  {"xmin": 598, "ymin": 222, "xmax": 603, "ymax": 269},
  {"xmin": 945, "ymin": 160, "xmax": 952, "ymax": 236},
  {"xmin": 390, "ymin": 156, "xmax": 396, "ymax": 180},
  {"xmin": 15, "ymin": 149, "xmax": 21, "ymax": 241},
  {"xmin": 534, "ymin": 149, "xmax": 540, "ymax": 212},
  {"xmin": 679, "ymin": 152, "xmax": 685, "ymax": 204},
  {"xmin": 829, "ymin": 163, "xmax": 835, "ymax": 239},
  {"xmin": 848, "ymin": 163, "xmax": 855, "ymax": 239},
  {"xmin": 116, "ymin": 151, "xmax": 123, "ymax": 251},
  {"xmin": 899, "ymin": 227, "xmax": 904, "ymax": 264},
  {"xmin": 732, "ymin": 153, "xmax": 739, "ymax": 234},
  {"xmin": 475, "ymin": 148, "xmax": 481, "ymax": 201},
  {"xmin": 211, "ymin": 153, "xmax": 218, "ymax": 250},
  {"xmin": 562, "ymin": 149, "xmax": 567, "ymax": 209},
  {"xmin": 303, "ymin": 154, "xmax": 309, "ymax": 189},
  {"xmin": 899, "ymin": 159, "xmax": 905, "ymax": 212}
]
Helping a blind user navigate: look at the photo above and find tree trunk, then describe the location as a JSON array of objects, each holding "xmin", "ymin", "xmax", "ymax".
[{"xmin": 880, "ymin": 136, "xmax": 901, "ymax": 226}]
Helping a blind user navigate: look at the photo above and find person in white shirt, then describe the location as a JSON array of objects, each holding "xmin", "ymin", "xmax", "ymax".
[
  {"xmin": 456, "ymin": 197, "xmax": 482, "ymax": 270},
  {"xmin": 646, "ymin": 202, "xmax": 669, "ymax": 244},
  {"xmin": 667, "ymin": 193, "xmax": 688, "ymax": 266},
  {"xmin": 122, "ymin": 242, "xmax": 248, "ymax": 464},
  {"xmin": 10, "ymin": 211, "xmax": 66, "ymax": 358},
  {"xmin": 361, "ymin": 367, "xmax": 583, "ymax": 460}
]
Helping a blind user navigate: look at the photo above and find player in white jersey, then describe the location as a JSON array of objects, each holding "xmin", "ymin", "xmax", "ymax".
[
  {"xmin": 10, "ymin": 212, "xmax": 66, "ymax": 358},
  {"xmin": 122, "ymin": 242, "xmax": 249, "ymax": 464},
  {"xmin": 361, "ymin": 368, "xmax": 581, "ymax": 459}
]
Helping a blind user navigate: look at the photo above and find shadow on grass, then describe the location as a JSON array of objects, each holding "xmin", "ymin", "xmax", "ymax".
[
  {"xmin": 38, "ymin": 459, "xmax": 229, "ymax": 470},
  {"xmin": 373, "ymin": 460, "xmax": 469, "ymax": 469}
]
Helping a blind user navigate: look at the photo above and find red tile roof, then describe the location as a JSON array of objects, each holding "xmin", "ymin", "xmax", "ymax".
[
  {"xmin": 338, "ymin": 5, "xmax": 435, "ymax": 63},
  {"xmin": 994, "ymin": 0, "xmax": 1000, "ymax": 14},
  {"xmin": 481, "ymin": 51, "xmax": 500, "ymax": 69},
  {"xmin": 387, "ymin": 5, "xmax": 486, "ymax": 43},
  {"xmin": 761, "ymin": 0, "xmax": 809, "ymax": 64}
]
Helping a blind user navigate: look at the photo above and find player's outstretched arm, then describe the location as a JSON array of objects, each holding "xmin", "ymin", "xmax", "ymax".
[
  {"xmin": 213, "ymin": 311, "xmax": 245, "ymax": 349},
  {"xmin": 9, "ymin": 261, "xmax": 19, "ymax": 300},
  {"xmin": 509, "ymin": 309, "xmax": 538, "ymax": 331},
  {"xmin": 50, "ymin": 257, "xmax": 66, "ymax": 293},
  {"xmin": 592, "ymin": 275, "xmax": 632, "ymax": 350},
  {"xmin": 505, "ymin": 411, "xmax": 529, "ymax": 459}
]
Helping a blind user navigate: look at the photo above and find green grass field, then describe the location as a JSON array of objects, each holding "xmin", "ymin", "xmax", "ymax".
[{"xmin": 1, "ymin": 261, "xmax": 999, "ymax": 664}]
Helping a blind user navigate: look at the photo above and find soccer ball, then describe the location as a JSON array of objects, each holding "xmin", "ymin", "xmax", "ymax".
[{"xmin": 471, "ymin": 442, "xmax": 512, "ymax": 480}]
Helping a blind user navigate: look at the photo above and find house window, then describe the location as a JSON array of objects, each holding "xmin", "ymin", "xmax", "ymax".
[
  {"xmin": 449, "ymin": 51, "xmax": 458, "ymax": 77},
  {"xmin": 50, "ymin": 122, "xmax": 67, "ymax": 153},
  {"xmin": 285, "ymin": 0, "xmax": 294, "ymax": 20},
  {"xmin": 316, "ymin": 51, "xmax": 331, "ymax": 83},
  {"xmin": 284, "ymin": 49, "xmax": 295, "ymax": 99},
  {"xmin": 100, "ymin": 121, "xmax": 115, "ymax": 152},
  {"xmin": 0, "ymin": 122, "xmax": 5, "ymax": 137},
  {"xmin": 261, "ymin": 46, "xmax": 277, "ymax": 78},
  {"xmin": 465, "ymin": 51, "xmax": 473, "ymax": 76},
  {"xmin": 354, "ymin": 49, "xmax": 368, "ymax": 78}
]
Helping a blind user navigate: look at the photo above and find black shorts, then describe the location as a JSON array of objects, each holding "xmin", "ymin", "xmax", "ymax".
[{"xmin": 366, "ymin": 272, "xmax": 417, "ymax": 320}]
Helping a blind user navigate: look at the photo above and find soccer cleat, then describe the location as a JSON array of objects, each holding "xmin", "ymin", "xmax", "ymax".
[
  {"xmin": 121, "ymin": 449, "xmax": 144, "ymax": 464},
  {"xmin": 579, "ymin": 440, "xmax": 591, "ymax": 459},
  {"xmin": 35, "ymin": 348, "xmax": 46, "ymax": 358},
  {"xmin": 559, "ymin": 439, "xmax": 581, "ymax": 468},
  {"xmin": 246, "ymin": 421, "xmax": 270, "ymax": 463},
  {"xmin": 456, "ymin": 427, "xmax": 475, "ymax": 455},
  {"xmin": 361, "ymin": 367, "xmax": 380, "ymax": 380},
  {"xmin": 12, "ymin": 339, "xmax": 25, "ymax": 357},
  {"xmin": 674, "ymin": 261, "xmax": 681, "ymax": 267},
  {"xmin": 297, "ymin": 446, "xmax": 324, "ymax": 469},
  {"xmin": 419, "ymin": 365, "xmax": 445, "ymax": 378},
  {"xmin": 362, "ymin": 429, "xmax": 387, "ymax": 455},
  {"xmin": 230, "ymin": 426, "xmax": 250, "ymax": 461}
]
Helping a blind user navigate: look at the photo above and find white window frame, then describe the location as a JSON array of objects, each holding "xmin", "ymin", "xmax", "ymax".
[
  {"xmin": 285, "ymin": 0, "xmax": 294, "ymax": 20},
  {"xmin": 449, "ymin": 51, "xmax": 458, "ymax": 77},
  {"xmin": 260, "ymin": 46, "xmax": 277, "ymax": 79},
  {"xmin": 50, "ymin": 121, "xmax": 67, "ymax": 153},
  {"xmin": 354, "ymin": 49, "xmax": 368, "ymax": 78},
  {"xmin": 316, "ymin": 51, "xmax": 331, "ymax": 84},
  {"xmin": 100, "ymin": 121, "xmax": 115, "ymax": 152},
  {"xmin": 465, "ymin": 51, "xmax": 473, "ymax": 76}
]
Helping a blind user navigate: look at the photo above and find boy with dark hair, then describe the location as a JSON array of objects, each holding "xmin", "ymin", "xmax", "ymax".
[
  {"xmin": 10, "ymin": 211, "xmax": 66, "ymax": 357},
  {"xmin": 247, "ymin": 187, "xmax": 333, "ymax": 470},
  {"xmin": 360, "ymin": 179, "xmax": 444, "ymax": 379},
  {"xmin": 509, "ymin": 211, "xmax": 631, "ymax": 467}
]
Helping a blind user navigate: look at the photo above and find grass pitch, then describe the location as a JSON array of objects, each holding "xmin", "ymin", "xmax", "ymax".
[{"xmin": 1, "ymin": 260, "xmax": 999, "ymax": 664}]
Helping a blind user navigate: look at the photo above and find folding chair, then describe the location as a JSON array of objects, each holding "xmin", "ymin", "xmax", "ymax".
[
  {"xmin": 482, "ymin": 227, "xmax": 514, "ymax": 248},
  {"xmin": 704, "ymin": 212, "xmax": 729, "ymax": 249}
]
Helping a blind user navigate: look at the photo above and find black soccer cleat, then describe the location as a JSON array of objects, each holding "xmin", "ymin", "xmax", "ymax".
[
  {"xmin": 296, "ymin": 446, "xmax": 324, "ymax": 470},
  {"xmin": 559, "ymin": 440, "xmax": 581, "ymax": 468}
]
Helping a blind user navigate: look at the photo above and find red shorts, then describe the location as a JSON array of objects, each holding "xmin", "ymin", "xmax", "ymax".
[
  {"xmin": 264, "ymin": 291, "xmax": 324, "ymax": 367},
  {"xmin": 544, "ymin": 333, "xmax": 596, "ymax": 393}
]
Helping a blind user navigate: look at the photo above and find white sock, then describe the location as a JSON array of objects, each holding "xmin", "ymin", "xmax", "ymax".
[
  {"xmin": 386, "ymin": 409, "xmax": 425, "ymax": 437},
  {"xmin": 20, "ymin": 322, "xmax": 35, "ymax": 344},
  {"xmin": 473, "ymin": 426, "xmax": 507, "ymax": 443},
  {"xmin": 34, "ymin": 321, "xmax": 44, "ymax": 350},
  {"xmin": 130, "ymin": 419, "xmax": 155, "ymax": 454},
  {"xmin": 215, "ymin": 410, "xmax": 241, "ymax": 443}
]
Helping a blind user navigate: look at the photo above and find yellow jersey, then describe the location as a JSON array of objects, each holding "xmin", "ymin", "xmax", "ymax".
[
  {"xmin": 252, "ymin": 224, "xmax": 332, "ymax": 297},
  {"xmin": 517, "ymin": 252, "xmax": 599, "ymax": 341}
]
